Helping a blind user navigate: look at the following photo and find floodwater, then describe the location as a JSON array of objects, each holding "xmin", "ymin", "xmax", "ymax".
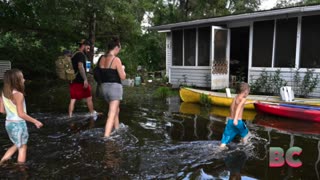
[{"xmin": 0, "ymin": 81, "xmax": 319, "ymax": 179}]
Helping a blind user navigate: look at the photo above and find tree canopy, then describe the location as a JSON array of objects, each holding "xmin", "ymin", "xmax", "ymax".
[{"xmin": 4, "ymin": 0, "xmax": 318, "ymax": 79}]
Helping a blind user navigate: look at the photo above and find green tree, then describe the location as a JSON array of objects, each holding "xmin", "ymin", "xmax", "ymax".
[
  {"xmin": 275, "ymin": 0, "xmax": 320, "ymax": 8},
  {"xmin": 0, "ymin": 0, "xmax": 264, "ymax": 79},
  {"xmin": 0, "ymin": 0, "xmax": 148, "ymax": 78},
  {"xmin": 304, "ymin": 0, "xmax": 320, "ymax": 5},
  {"xmin": 228, "ymin": 0, "xmax": 260, "ymax": 13}
]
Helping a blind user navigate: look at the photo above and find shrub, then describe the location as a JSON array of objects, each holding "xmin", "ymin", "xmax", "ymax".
[
  {"xmin": 250, "ymin": 69, "xmax": 287, "ymax": 95},
  {"xmin": 293, "ymin": 69, "xmax": 319, "ymax": 97},
  {"xmin": 200, "ymin": 93, "xmax": 211, "ymax": 107},
  {"xmin": 153, "ymin": 86, "xmax": 171, "ymax": 99},
  {"xmin": 271, "ymin": 69, "xmax": 287, "ymax": 95}
]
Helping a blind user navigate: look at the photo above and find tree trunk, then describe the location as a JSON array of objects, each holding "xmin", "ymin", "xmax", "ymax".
[{"xmin": 88, "ymin": 11, "xmax": 96, "ymax": 64}]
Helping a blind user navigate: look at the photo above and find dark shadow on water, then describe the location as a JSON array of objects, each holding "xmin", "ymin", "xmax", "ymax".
[{"xmin": 0, "ymin": 162, "xmax": 30, "ymax": 179}]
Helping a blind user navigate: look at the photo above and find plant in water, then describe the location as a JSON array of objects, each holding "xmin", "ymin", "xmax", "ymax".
[
  {"xmin": 270, "ymin": 69, "xmax": 287, "ymax": 95},
  {"xmin": 293, "ymin": 69, "xmax": 319, "ymax": 97},
  {"xmin": 250, "ymin": 70, "xmax": 271, "ymax": 95},
  {"xmin": 250, "ymin": 69, "xmax": 287, "ymax": 95},
  {"xmin": 293, "ymin": 69, "xmax": 301, "ymax": 95},
  {"xmin": 178, "ymin": 74, "xmax": 188, "ymax": 87},
  {"xmin": 235, "ymin": 66, "xmax": 246, "ymax": 82},
  {"xmin": 205, "ymin": 74, "xmax": 210, "ymax": 87},
  {"xmin": 153, "ymin": 86, "xmax": 171, "ymax": 99},
  {"xmin": 161, "ymin": 75, "xmax": 169, "ymax": 84},
  {"xmin": 199, "ymin": 93, "xmax": 211, "ymax": 107}
]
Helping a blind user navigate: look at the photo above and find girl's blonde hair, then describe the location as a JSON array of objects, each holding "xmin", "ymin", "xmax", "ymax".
[{"xmin": 2, "ymin": 69, "xmax": 25, "ymax": 100}]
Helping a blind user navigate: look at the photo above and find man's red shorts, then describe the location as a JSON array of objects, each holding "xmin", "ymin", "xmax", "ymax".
[{"xmin": 69, "ymin": 82, "xmax": 92, "ymax": 100}]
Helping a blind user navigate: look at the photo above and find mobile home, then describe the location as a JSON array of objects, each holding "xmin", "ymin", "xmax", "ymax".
[{"xmin": 151, "ymin": 5, "xmax": 320, "ymax": 96}]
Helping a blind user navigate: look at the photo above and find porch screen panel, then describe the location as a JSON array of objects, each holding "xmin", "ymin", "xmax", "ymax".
[
  {"xmin": 274, "ymin": 18, "xmax": 297, "ymax": 67},
  {"xmin": 300, "ymin": 15, "xmax": 320, "ymax": 68},
  {"xmin": 198, "ymin": 27, "xmax": 210, "ymax": 66},
  {"xmin": 184, "ymin": 29, "xmax": 196, "ymax": 66},
  {"xmin": 172, "ymin": 30, "xmax": 183, "ymax": 66},
  {"xmin": 252, "ymin": 20, "xmax": 274, "ymax": 67},
  {"xmin": 214, "ymin": 29, "xmax": 227, "ymax": 62}
]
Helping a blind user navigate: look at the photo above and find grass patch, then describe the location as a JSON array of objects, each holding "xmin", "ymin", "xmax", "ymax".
[{"xmin": 153, "ymin": 86, "xmax": 177, "ymax": 99}]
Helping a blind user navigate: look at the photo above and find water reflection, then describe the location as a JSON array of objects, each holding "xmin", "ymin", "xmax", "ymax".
[
  {"xmin": 175, "ymin": 102, "xmax": 320, "ymax": 179},
  {"xmin": 171, "ymin": 102, "xmax": 256, "ymax": 142},
  {"xmin": 316, "ymin": 141, "xmax": 320, "ymax": 179},
  {"xmin": 0, "ymin": 163, "xmax": 29, "ymax": 180},
  {"xmin": 69, "ymin": 115, "xmax": 97, "ymax": 133},
  {"xmin": 104, "ymin": 140, "xmax": 122, "ymax": 171},
  {"xmin": 224, "ymin": 151, "xmax": 247, "ymax": 180},
  {"xmin": 254, "ymin": 113, "xmax": 320, "ymax": 135},
  {"xmin": 179, "ymin": 102, "xmax": 257, "ymax": 121}
]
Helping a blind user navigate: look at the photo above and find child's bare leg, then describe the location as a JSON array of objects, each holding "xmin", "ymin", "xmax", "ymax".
[
  {"xmin": 241, "ymin": 132, "xmax": 251, "ymax": 144},
  {"xmin": 17, "ymin": 144, "xmax": 27, "ymax": 164},
  {"xmin": 1, "ymin": 145, "xmax": 17, "ymax": 163}
]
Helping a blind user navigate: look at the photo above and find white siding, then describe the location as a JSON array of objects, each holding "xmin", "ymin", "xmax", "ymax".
[
  {"xmin": 249, "ymin": 68, "xmax": 320, "ymax": 97},
  {"xmin": 170, "ymin": 67, "xmax": 211, "ymax": 88},
  {"xmin": 166, "ymin": 32, "xmax": 172, "ymax": 81}
]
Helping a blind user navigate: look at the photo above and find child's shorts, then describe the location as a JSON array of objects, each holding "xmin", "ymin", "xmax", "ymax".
[
  {"xmin": 69, "ymin": 82, "xmax": 92, "ymax": 100},
  {"xmin": 5, "ymin": 120, "xmax": 29, "ymax": 148},
  {"xmin": 221, "ymin": 118, "xmax": 249, "ymax": 145}
]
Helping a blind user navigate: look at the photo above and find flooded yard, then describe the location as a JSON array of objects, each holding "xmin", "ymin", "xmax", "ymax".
[{"xmin": 0, "ymin": 81, "xmax": 319, "ymax": 179}]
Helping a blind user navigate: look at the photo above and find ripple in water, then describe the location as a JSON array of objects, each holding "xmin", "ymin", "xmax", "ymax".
[
  {"xmin": 75, "ymin": 123, "xmax": 138, "ymax": 146},
  {"xmin": 133, "ymin": 132, "xmax": 268, "ymax": 179}
]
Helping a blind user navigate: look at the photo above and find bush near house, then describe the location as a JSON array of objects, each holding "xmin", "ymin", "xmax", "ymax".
[
  {"xmin": 250, "ymin": 69, "xmax": 287, "ymax": 96},
  {"xmin": 250, "ymin": 69, "xmax": 319, "ymax": 97},
  {"xmin": 293, "ymin": 69, "xmax": 319, "ymax": 97}
]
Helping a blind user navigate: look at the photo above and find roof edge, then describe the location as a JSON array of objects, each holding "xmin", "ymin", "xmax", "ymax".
[{"xmin": 150, "ymin": 4, "xmax": 320, "ymax": 31}]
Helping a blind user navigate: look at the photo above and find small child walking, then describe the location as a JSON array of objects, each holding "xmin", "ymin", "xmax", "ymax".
[
  {"xmin": 220, "ymin": 82, "xmax": 252, "ymax": 150},
  {"xmin": 0, "ymin": 69, "xmax": 43, "ymax": 164}
]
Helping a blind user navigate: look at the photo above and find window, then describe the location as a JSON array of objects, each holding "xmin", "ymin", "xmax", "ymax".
[
  {"xmin": 300, "ymin": 15, "xmax": 320, "ymax": 68},
  {"xmin": 172, "ymin": 30, "xmax": 183, "ymax": 66},
  {"xmin": 184, "ymin": 29, "xmax": 196, "ymax": 66},
  {"xmin": 252, "ymin": 20, "xmax": 274, "ymax": 67},
  {"xmin": 172, "ymin": 27, "xmax": 211, "ymax": 66},
  {"xmin": 198, "ymin": 27, "xmax": 210, "ymax": 66},
  {"xmin": 274, "ymin": 18, "xmax": 297, "ymax": 67}
]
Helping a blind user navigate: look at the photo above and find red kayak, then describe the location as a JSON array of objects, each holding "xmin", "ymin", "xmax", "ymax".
[{"xmin": 254, "ymin": 102, "xmax": 320, "ymax": 123}]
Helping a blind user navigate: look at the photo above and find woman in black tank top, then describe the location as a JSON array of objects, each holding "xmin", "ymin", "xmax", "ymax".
[
  {"xmin": 99, "ymin": 36, "xmax": 126, "ymax": 137},
  {"xmin": 100, "ymin": 56, "xmax": 121, "ymax": 84}
]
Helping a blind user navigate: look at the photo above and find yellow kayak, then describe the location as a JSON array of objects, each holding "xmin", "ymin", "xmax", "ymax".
[
  {"xmin": 210, "ymin": 106, "xmax": 257, "ymax": 121},
  {"xmin": 180, "ymin": 87, "xmax": 320, "ymax": 110}
]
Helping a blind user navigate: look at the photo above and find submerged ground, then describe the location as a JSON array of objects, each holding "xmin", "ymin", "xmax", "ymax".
[{"xmin": 0, "ymin": 81, "xmax": 319, "ymax": 179}]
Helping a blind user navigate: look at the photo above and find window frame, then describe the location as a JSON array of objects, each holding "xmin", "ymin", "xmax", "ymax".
[{"xmin": 171, "ymin": 27, "xmax": 211, "ymax": 67}]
